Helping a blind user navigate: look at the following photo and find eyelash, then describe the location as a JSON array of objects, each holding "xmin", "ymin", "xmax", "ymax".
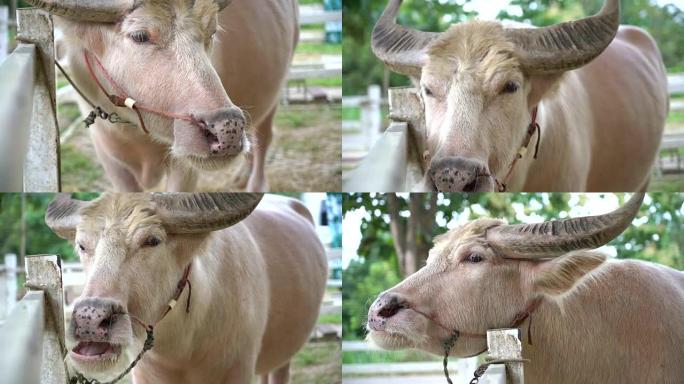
[
  {"xmin": 142, "ymin": 236, "xmax": 161, "ymax": 248},
  {"xmin": 501, "ymin": 81, "xmax": 519, "ymax": 94},
  {"xmin": 130, "ymin": 31, "xmax": 150, "ymax": 44},
  {"xmin": 466, "ymin": 253, "xmax": 483, "ymax": 263}
]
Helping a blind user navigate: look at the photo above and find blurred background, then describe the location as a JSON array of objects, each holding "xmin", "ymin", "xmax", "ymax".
[
  {"xmin": 341, "ymin": 193, "xmax": 684, "ymax": 383},
  {"xmin": 342, "ymin": 0, "xmax": 684, "ymax": 191},
  {"xmin": 0, "ymin": 193, "xmax": 343, "ymax": 384},
  {"xmin": 0, "ymin": 0, "xmax": 342, "ymax": 192}
]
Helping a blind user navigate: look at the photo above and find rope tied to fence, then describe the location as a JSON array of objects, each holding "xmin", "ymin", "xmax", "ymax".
[{"xmin": 54, "ymin": 59, "xmax": 132, "ymax": 129}]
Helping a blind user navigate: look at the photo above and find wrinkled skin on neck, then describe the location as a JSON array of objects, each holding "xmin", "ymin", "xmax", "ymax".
[
  {"xmin": 58, "ymin": 0, "xmax": 246, "ymax": 171},
  {"xmin": 66, "ymin": 194, "xmax": 206, "ymax": 381}
]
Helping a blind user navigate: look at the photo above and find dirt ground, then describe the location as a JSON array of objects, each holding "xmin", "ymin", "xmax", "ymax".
[{"xmin": 58, "ymin": 103, "xmax": 342, "ymax": 192}]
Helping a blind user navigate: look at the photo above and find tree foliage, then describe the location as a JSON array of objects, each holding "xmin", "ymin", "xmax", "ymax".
[
  {"xmin": 0, "ymin": 193, "xmax": 99, "ymax": 265},
  {"xmin": 343, "ymin": 0, "xmax": 684, "ymax": 95},
  {"xmin": 342, "ymin": 193, "xmax": 683, "ymax": 340}
]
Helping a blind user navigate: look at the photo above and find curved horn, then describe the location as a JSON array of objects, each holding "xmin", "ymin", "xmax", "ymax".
[
  {"xmin": 216, "ymin": 0, "xmax": 234, "ymax": 11},
  {"xmin": 507, "ymin": 0, "xmax": 620, "ymax": 74},
  {"xmin": 487, "ymin": 193, "xmax": 644, "ymax": 259},
  {"xmin": 24, "ymin": 0, "xmax": 135, "ymax": 23},
  {"xmin": 152, "ymin": 193, "xmax": 263, "ymax": 234},
  {"xmin": 45, "ymin": 194, "xmax": 90, "ymax": 240},
  {"xmin": 371, "ymin": 0, "xmax": 440, "ymax": 77}
]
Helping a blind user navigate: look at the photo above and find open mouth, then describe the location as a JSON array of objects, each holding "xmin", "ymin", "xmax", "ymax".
[{"xmin": 71, "ymin": 341, "xmax": 122, "ymax": 362}]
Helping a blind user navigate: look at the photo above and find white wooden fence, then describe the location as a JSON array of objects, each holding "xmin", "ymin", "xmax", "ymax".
[
  {"xmin": 343, "ymin": 329, "xmax": 524, "ymax": 384},
  {"xmin": 0, "ymin": 6, "xmax": 8, "ymax": 63},
  {"xmin": 0, "ymin": 9, "xmax": 60, "ymax": 192},
  {"xmin": 0, "ymin": 255, "xmax": 67, "ymax": 384},
  {"xmin": 0, "ymin": 254, "xmax": 19, "ymax": 322},
  {"xmin": 343, "ymin": 87, "xmax": 424, "ymax": 192}
]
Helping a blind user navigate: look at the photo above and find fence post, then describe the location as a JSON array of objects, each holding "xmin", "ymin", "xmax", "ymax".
[
  {"xmin": 26, "ymin": 254, "xmax": 67, "ymax": 384},
  {"xmin": 0, "ymin": 6, "xmax": 8, "ymax": 62},
  {"xmin": 17, "ymin": 9, "xmax": 61, "ymax": 192},
  {"xmin": 2, "ymin": 254, "xmax": 18, "ymax": 319},
  {"xmin": 487, "ymin": 329, "xmax": 524, "ymax": 384},
  {"xmin": 389, "ymin": 87, "xmax": 428, "ymax": 172}
]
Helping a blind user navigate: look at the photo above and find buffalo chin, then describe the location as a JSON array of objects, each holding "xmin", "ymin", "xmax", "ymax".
[
  {"xmin": 367, "ymin": 330, "xmax": 415, "ymax": 350},
  {"xmin": 180, "ymin": 151, "xmax": 243, "ymax": 172}
]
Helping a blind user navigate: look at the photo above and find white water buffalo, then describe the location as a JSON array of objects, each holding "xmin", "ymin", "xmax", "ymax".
[
  {"xmin": 45, "ymin": 193, "xmax": 327, "ymax": 384},
  {"xmin": 28, "ymin": 0, "xmax": 298, "ymax": 192},
  {"xmin": 367, "ymin": 193, "xmax": 684, "ymax": 383},
  {"xmin": 372, "ymin": 0, "xmax": 668, "ymax": 192}
]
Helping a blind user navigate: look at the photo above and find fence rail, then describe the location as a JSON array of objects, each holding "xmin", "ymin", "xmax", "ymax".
[
  {"xmin": 343, "ymin": 87, "xmax": 425, "ymax": 192},
  {"xmin": 0, "ymin": 9, "xmax": 59, "ymax": 192},
  {"xmin": 342, "ymin": 329, "xmax": 523, "ymax": 383}
]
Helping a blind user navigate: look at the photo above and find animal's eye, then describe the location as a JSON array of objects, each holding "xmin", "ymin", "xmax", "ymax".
[
  {"xmin": 423, "ymin": 86, "xmax": 434, "ymax": 97},
  {"xmin": 77, "ymin": 243, "xmax": 86, "ymax": 252},
  {"xmin": 466, "ymin": 253, "xmax": 483, "ymax": 263},
  {"xmin": 501, "ymin": 81, "xmax": 519, "ymax": 94},
  {"xmin": 142, "ymin": 236, "xmax": 161, "ymax": 248},
  {"xmin": 130, "ymin": 31, "xmax": 150, "ymax": 44}
]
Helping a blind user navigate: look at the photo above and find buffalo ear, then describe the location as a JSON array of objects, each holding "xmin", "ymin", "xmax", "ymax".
[
  {"xmin": 532, "ymin": 251, "xmax": 606, "ymax": 296},
  {"xmin": 45, "ymin": 194, "xmax": 89, "ymax": 240}
]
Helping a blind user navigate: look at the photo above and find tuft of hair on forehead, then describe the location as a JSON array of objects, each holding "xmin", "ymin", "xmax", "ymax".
[
  {"xmin": 426, "ymin": 21, "xmax": 521, "ymax": 83},
  {"xmin": 125, "ymin": 0, "xmax": 218, "ymax": 34},
  {"xmin": 79, "ymin": 194, "xmax": 162, "ymax": 237},
  {"xmin": 432, "ymin": 218, "xmax": 505, "ymax": 254}
]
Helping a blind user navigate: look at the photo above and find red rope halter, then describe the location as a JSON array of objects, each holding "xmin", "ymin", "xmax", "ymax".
[{"xmin": 83, "ymin": 50, "xmax": 205, "ymax": 134}]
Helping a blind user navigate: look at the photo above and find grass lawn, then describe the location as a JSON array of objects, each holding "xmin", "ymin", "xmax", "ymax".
[
  {"xmin": 342, "ymin": 349, "xmax": 440, "ymax": 364},
  {"xmin": 292, "ymin": 341, "xmax": 341, "ymax": 384},
  {"xmin": 318, "ymin": 312, "xmax": 343, "ymax": 325},
  {"xmin": 297, "ymin": 42, "xmax": 342, "ymax": 56},
  {"xmin": 668, "ymin": 110, "xmax": 684, "ymax": 124},
  {"xmin": 651, "ymin": 174, "xmax": 684, "ymax": 192}
]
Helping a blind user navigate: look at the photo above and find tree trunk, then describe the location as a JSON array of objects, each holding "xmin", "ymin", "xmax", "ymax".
[
  {"xmin": 386, "ymin": 193, "xmax": 407, "ymax": 276},
  {"xmin": 387, "ymin": 194, "xmax": 438, "ymax": 277}
]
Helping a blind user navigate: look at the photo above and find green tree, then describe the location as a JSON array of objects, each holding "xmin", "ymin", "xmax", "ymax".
[
  {"xmin": 343, "ymin": 0, "xmax": 471, "ymax": 95},
  {"xmin": 344, "ymin": 0, "xmax": 684, "ymax": 96},
  {"xmin": 0, "ymin": 193, "xmax": 99, "ymax": 265},
  {"xmin": 500, "ymin": 0, "xmax": 684, "ymax": 70},
  {"xmin": 342, "ymin": 193, "xmax": 683, "ymax": 340}
]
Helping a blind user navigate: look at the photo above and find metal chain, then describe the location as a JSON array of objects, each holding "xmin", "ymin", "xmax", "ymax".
[
  {"xmin": 468, "ymin": 358, "xmax": 530, "ymax": 384},
  {"xmin": 55, "ymin": 59, "xmax": 131, "ymax": 129},
  {"xmin": 84, "ymin": 107, "xmax": 125, "ymax": 128},
  {"xmin": 468, "ymin": 363, "xmax": 490, "ymax": 384},
  {"xmin": 68, "ymin": 326, "xmax": 155, "ymax": 384}
]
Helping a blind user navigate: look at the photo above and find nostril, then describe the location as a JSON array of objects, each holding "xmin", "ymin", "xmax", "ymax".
[
  {"xmin": 98, "ymin": 315, "xmax": 114, "ymax": 330},
  {"xmin": 377, "ymin": 298, "xmax": 405, "ymax": 319},
  {"xmin": 378, "ymin": 306, "xmax": 399, "ymax": 318},
  {"xmin": 463, "ymin": 178, "xmax": 478, "ymax": 192}
]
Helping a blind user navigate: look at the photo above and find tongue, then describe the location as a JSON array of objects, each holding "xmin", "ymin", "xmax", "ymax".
[{"xmin": 76, "ymin": 342, "xmax": 111, "ymax": 356}]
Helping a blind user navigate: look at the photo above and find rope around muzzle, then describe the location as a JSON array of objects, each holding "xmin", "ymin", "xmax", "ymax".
[
  {"xmin": 68, "ymin": 264, "xmax": 193, "ymax": 384},
  {"xmin": 56, "ymin": 51, "xmax": 207, "ymax": 134}
]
